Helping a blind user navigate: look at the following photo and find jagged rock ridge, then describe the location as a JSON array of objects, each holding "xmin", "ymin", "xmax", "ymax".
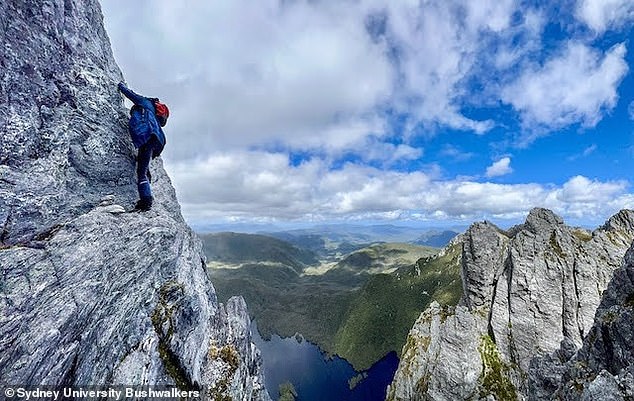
[
  {"xmin": 0, "ymin": 1, "xmax": 270, "ymax": 399},
  {"xmin": 387, "ymin": 208, "xmax": 634, "ymax": 400}
]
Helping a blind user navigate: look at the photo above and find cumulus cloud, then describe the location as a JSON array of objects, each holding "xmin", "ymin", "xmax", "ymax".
[
  {"xmin": 102, "ymin": 0, "xmax": 634, "ymax": 149},
  {"xmin": 102, "ymin": 0, "xmax": 631, "ymax": 158},
  {"xmin": 556, "ymin": 175, "xmax": 624, "ymax": 203},
  {"xmin": 383, "ymin": 0, "xmax": 515, "ymax": 134},
  {"xmin": 486, "ymin": 157, "xmax": 513, "ymax": 178},
  {"xmin": 103, "ymin": 0, "xmax": 393, "ymax": 160},
  {"xmin": 501, "ymin": 42, "xmax": 628, "ymax": 135},
  {"xmin": 576, "ymin": 0, "xmax": 634, "ymax": 32},
  {"xmin": 348, "ymin": 137, "xmax": 424, "ymax": 167},
  {"xmin": 101, "ymin": 0, "xmax": 529, "ymax": 162},
  {"xmin": 170, "ymin": 151, "xmax": 633, "ymax": 224}
]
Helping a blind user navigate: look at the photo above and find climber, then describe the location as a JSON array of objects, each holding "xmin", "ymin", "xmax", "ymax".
[{"xmin": 118, "ymin": 82, "xmax": 169, "ymax": 211}]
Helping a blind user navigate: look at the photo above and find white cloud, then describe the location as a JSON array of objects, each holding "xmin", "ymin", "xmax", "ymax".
[
  {"xmin": 501, "ymin": 42, "xmax": 628, "ymax": 136},
  {"xmin": 360, "ymin": 139, "xmax": 423, "ymax": 166},
  {"xmin": 582, "ymin": 144, "xmax": 598, "ymax": 157},
  {"xmin": 440, "ymin": 145, "xmax": 475, "ymax": 162},
  {"xmin": 568, "ymin": 144, "xmax": 597, "ymax": 161},
  {"xmin": 576, "ymin": 0, "xmax": 634, "ymax": 33},
  {"xmin": 556, "ymin": 175, "xmax": 624, "ymax": 203},
  {"xmin": 170, "ymin": 150, "xmax": 633, "ymax": 224},
  {"xmin": 101, "ymin": 1, "xmax": 632, "ymax": 157},
  {"xmin": 486, "ymin": 157, "xmax": 513, "ymax": 177},
  {"xmin": 101, "ymin": 0, "xmax": 529, "ymax": 163},
  {"xmin": 103, "ymin": 0, "xmax": 393, "ymax": 160},
  {"xmin": 493, "ymin": 10, "xmax": 545, "ymax": 70},
  {"xmin": 385, "ymin": 0, "xmax": 516, "ymax": 134}
]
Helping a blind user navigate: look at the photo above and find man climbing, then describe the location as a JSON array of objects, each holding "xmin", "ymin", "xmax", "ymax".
[{"xmin": 118, "ymin": 82, "xmax": 169, "ymax": 211}]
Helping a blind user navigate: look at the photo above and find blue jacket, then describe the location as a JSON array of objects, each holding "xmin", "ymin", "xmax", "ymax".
[{"xmin": 118, "ymin": 83, "xmax": 166, "ymax": 154}]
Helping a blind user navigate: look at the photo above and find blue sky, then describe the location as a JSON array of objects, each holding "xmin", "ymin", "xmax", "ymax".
[{"xmin": 101, "ymin": 0, "xmax": 634, "ymax": 228}]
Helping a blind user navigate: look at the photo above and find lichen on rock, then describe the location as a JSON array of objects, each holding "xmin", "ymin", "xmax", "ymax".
[{"xmin": 478, "ymin": 335, "xmax": 517, "ymax": 401}]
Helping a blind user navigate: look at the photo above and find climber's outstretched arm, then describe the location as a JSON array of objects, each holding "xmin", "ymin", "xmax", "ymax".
[{"xmin": 118, "ymin": 82, "xmax": 144, "ymax": 105}]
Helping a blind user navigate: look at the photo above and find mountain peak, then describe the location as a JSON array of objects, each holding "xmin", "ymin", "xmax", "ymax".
[
  {"xmin": 525, "ymin": 207, "xmax": 564, "ymax": 231},
  {"xmin": 601, "ymin": 209, "xmax": 634, "ymax": 232}
]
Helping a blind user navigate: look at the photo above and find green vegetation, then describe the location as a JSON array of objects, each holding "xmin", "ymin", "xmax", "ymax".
[
  {"xmin": 549, "ymin": 231, "xmax": 566, "ymax": 258},
  {"xmin": 207, "ymin": 342, "xmax": 241, "ymax": 401},
  {"xmin": 151, "ymin": 281, "xmax": 194, "ymax": 390},
  {"xmin": 333, "ymin": 243, "xmax": 462, "ymax": 369},
  {"xmin": 602, "ymin": 310, "xmax": 619, "ymax": 323},
  {"xmin": 278, "ymin": 382, "xmax": 297, "ymax": 401},
  {"xmin": 478, "ymin": 335, "xmax": 517, "ymax": 401},
  {"xmin": 200, "ymin": 232, "xmax": 319, "ymax": 272},
  {"xmin": 336, "ymin": 243, "xmax": 437, "ymax": 273},
  {"xmin": 348, "ymin": 372, "xmax": 368, "ymax": 390},
  {"xmin": 208, "ymin": 263, "xmax": 356, "ymax": 352},
  {"xmin": 206, "ymin": 236, "xmax": 463, "ymax": 371},
  {"xmin": 572, "ymin": 229, "xmax": 593, "ymax": 242},
  {"xmin": 416, "ymin": 374, "xmax": 430, "ymax": 394}
]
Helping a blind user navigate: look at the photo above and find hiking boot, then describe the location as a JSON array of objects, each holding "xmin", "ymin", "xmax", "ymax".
[{"xmin": 134, "ymin": 196, "xmax": 153, "ymax": 212}]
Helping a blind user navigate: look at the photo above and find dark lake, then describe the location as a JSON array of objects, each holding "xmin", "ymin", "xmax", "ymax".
[{"xmin": 251, "ymin": 322, "xmax": 399, "ymax": 401}]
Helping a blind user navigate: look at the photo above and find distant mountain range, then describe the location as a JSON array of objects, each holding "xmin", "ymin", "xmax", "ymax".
[
  {"xmin": 259, "ymin": 226, "xmax": 460, "ymax": 261},
  {"xmin": 196, "ymin": 223, "xmax": 460, "ymax": 245},
  {"xmin": 199, "ymin": 232, "xmax": 320, "ymax": 272},
  {"xmin": 263, "ymin": 225, "xmax": 460, "ymax": 245},
  {"xmin": 411, "ymin": 230, "xmax": 459, "ymax": 247}
]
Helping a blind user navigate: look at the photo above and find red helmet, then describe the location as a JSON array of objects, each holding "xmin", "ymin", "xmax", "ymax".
[{"xmin": 154, "ymin": 100, "xmax": 169, "ymax": 127}]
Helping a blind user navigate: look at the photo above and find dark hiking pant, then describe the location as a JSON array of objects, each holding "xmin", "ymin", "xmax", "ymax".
[{"xmin": 137, "ymin": 135, "xmax": 161, "ymax": 200}]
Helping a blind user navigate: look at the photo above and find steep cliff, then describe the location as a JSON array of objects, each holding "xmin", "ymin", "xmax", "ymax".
[
  {"xmin": 0, "ymin": 1, "xmax": 269, "ymax": 399},
  {"xmin": 529, "ymin": 242, "xmax": 634, "ymax": 400},
  {"xmin": 387, "ymin": 208, "xmax": 634, "ymax": 401}
]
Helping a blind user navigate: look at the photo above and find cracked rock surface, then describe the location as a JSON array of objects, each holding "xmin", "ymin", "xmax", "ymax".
[
  {"xmin": 0, "ymin": 1, "xmax": 270, "ymax": 399},
  {"xmin": 387, "ymin": 208, "xmax": 634, "ymax": 401},
  {"xmin": 529, "ymin": 242, "xmax": 634, "ymax": 400}
]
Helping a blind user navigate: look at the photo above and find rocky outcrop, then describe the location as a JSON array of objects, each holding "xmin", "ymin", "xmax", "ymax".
[
  {"xmin": 0, "ymin": 1, "xmax": 269, "ymax": 399},
  {"xmin": 387, "ymin": 208, "xmax": 634, "ymax": 400},
  {"xmin": 529, "ymin": 243, "xmax": 634, "ymax": 400}
]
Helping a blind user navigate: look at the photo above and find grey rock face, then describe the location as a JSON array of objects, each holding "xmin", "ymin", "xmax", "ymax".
[
  {"xmin": 387, "ymin": 208, "xmax": 634, "ymax": 401},
  {"xmin": 0, "ymin": 1, "xmax": 270, "ymax": 399},
  {"xmin": 529, "ymin": 244, "xmax": 634, "ymax": 400}
]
